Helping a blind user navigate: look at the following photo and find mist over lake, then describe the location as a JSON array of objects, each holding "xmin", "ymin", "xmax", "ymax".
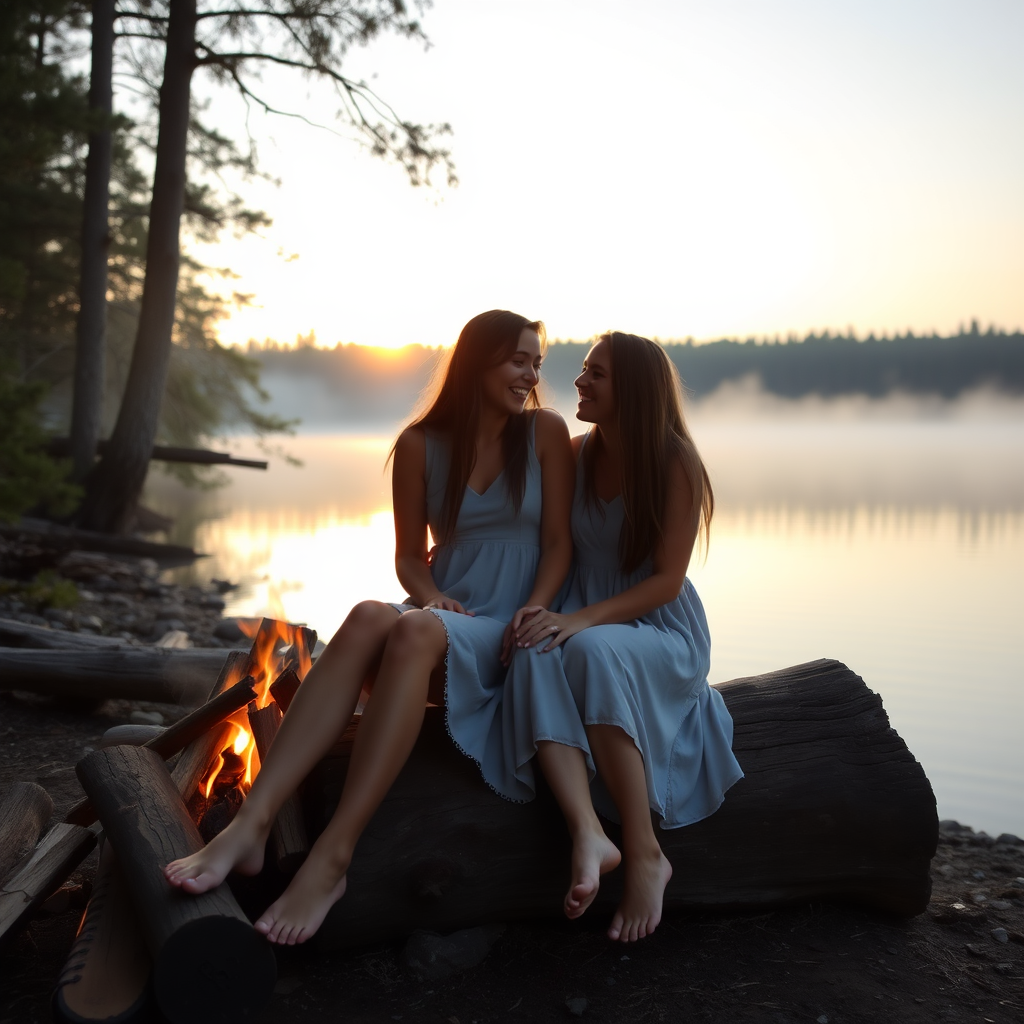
[{"xmin": 145, "ymin": 369, "xmax": 1024, "ymax": 839}]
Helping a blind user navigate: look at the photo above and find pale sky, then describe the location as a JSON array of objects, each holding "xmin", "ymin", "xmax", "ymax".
[{"xmin": 185, "ymin": 0, "xmax": 1024, "ymax": 349}]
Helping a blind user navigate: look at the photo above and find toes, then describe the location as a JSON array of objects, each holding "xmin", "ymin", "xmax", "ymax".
[{"xmin": 607, "ymin": 912, "xmax": 624, "ymax": 941}]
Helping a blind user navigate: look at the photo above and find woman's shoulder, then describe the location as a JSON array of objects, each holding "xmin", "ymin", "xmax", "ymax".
[
  {"xmin": 570, "ymin": 431, "xmax": 589, "ymax": 457},
  {"xmin": 532, "ymin": 408, "xmax": 571, "ymax": 457},
  {"xmin": 393, "ymin": 424, "xmax": 428, "ymax": 463}
]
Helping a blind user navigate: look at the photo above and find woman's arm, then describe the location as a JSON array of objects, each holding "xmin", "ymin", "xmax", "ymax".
[
  {"xmin": 392, "ymin": 427, "xmax": 470, "ymax": 613},
  {"xmin": 516, "ymin": 454, "xmax": 698, "ymax": 651},
  {"xmin": 501, "ymin": 410, "xmax": 574, "ymax": 661}
]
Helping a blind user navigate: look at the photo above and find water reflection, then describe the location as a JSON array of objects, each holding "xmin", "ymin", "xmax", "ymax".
[{"xmin": 144, "ymin": 408, "xmax": 1024, "ymax": 837}]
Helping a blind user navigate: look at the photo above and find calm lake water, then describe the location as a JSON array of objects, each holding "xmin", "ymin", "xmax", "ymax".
[{"xmin": 146, "ymin": 393, "xmax": 1024, "ymax": 838}]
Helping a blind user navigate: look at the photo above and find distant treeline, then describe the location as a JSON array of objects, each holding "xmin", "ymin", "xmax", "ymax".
[{"xmin": 248, "ymin": 328, "xmax": 1024, "ymax": 426}]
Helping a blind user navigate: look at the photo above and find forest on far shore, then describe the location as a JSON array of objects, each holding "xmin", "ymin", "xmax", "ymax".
[{"xmin": 249, "ymin": 326, "xmax": 1024, "ymax": 427}]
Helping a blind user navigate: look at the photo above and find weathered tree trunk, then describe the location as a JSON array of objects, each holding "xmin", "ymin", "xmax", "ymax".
[
  {"xmin": 69, "ymin": 0, "xmax": 116, "ymax": 483},
  {"xmin": 77, "ymin": 0, "xmax": 198, "ymax": 533},
  {"xmin": 307, "ymin": 660, "xmax": 938, "ymax": 949},
  {"xmin": 77, "ymin": 745, "xmax": 276, "ymax": 1024},
  {"xmin": 0, "ymin": 782, "xmax": 53, "ymax": 883},
  {"xmin": 0, "ymin": 647, "xmax": 231, "ymax": 705}
]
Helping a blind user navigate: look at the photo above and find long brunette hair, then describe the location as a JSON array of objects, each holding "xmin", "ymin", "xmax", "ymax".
[
  {"xmin": 582, "ymin": 332, "xmax": 714, "ymax": 572},
  {"xmin": 398, "ymin": 310, "xmax": 546, "ymax": 543}
]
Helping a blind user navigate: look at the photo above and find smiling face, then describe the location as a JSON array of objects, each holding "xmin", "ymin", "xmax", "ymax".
[
  {"xmin": 574, "ymin": 337, "xmax": 615, "ymax": 425},
  {"xmin": 479, "ymin": 327, "xmax": 543, "ymax": 416}
]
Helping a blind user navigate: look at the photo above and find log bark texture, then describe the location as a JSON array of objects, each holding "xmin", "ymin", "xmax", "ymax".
[
  {"xmin": 308, "ymin": 660, "xmax": 938, "ymax": 949},
  {"xmin": 77, "ymin": 745, "xmax": 275, "ymax": 1024},
  {"xmin": 0, "ymin": 781, "xmax": 54, "ymax": 883},
  {"xmin": 0, "ymin": 647, "xmax": 230, "ymax": 704},
  {"xmin": 0, "ymin": 617, "xmax": 130, "ymax": 650},
  {"xmin": 248, "ymin": 702, "xmax": 308, "ymax": 873},
  {"xmin": 0, "ymin": 824, "xmax": 97, "ymax": 942},
  {"xmin": 52, "ymin": 841, "xmax": 152, "ymax": 1024}
]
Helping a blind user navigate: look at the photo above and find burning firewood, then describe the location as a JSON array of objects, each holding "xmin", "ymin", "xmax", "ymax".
[
  {"xmin": 0, "ymin": 823, "xmax": 97, "ymax": 943},
  {"xmin": 64, "ymin": 674, "xmax": 259, "ymax": 827},
  {"xmin": 76, "ymin": 745, "xmax": 276, "ymax": 1024},
  {"xmin": 0, "ymin": 781, "xmax": 54, "ymax": 884},
  {"xmin": 247, "ymin": 701, "xmax": 309, "ymax": 873},
  {"xmin": 268, "ymin": 667, "xmax": 301, "ymax": 713}
]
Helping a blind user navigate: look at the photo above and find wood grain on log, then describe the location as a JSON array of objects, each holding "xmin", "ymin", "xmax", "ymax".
[
  {"xmin": 0, "ymin": 647, "xmax": 230, "ymax": 704},
  {"xmin": 170, "ymin": 722, "xmax": 234, "ymax": 804},
  {"xmin": 0, "ymin": 823, "xmax": 97, "ymax": 942},
  {"xmin": 64, "ymin": 676, "xmax": 256, "ymax": 826},
  {"xmin": 76, "ymin": 745, "xmax": 275, "ymax": 1024},
  {"xmin": 307, "ymin": 660, "xmax": 937, "ymax": 949},
  {"xmin": 248, "ymin": 702, "xmax": 309, "ymax": 874},
  {"xmin": 52, "ymin": 841, "xmax": 152, "ymax": 1024},
  {"xmin": 0, "ymin": 781, "xmax": 54, "ymax": 884}
]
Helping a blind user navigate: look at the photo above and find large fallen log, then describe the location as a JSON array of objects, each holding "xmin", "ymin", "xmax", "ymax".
[
  {"xmin": 0, "ymin": 647, "xmax": 230, "ymax": 704},
  {"xmin": 77, "ymin": 745, "xmax": 276, "ymax": 1024},
  {"xmin": 307, "ymin": 659, "xmax": 937, "ymax": 949},
  {"xmin": 0, "ymin": 517, "xmax": 202, "ymax": 562}
]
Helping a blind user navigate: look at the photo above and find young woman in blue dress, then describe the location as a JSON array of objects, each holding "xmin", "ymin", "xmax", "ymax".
[
  {"xmin": 165, "ymin": 310, "xmax": 575, "ymax": 944},
  {"xmin": 503, "ymin": 332, "xmax": 743, "ymax": 943}
]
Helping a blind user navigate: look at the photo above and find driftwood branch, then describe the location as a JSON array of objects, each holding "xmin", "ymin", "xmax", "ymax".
[
  {"xmin": 76, "ymin": 745, "xmax": 276, "ymax": 1024},
  {"xmin": 0, "ymin": 517, "xmax": 202, "ymax": 561},
  {"xmin": 0, "ymin": 824, "xmax": 97, "ymax": 942},
  {"xmin": 0, "ymin": 647, "xmax": 231, "ymax": 705},
  {"xmin": 306, "ymin": 660, "xmax": 937, "ymax": 949}
]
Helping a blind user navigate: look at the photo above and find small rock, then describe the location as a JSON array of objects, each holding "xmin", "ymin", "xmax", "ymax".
[
  {"xmin": 213, "ymin": 617, "xmax": 248, "ymax": 642},
  {"xmin": 100, "ymin": 723, "xmax": 165, "ymax": 747},
  {"xmin": 401, "ymin": 924, "xmax": 505, "ymax": 982},
  {"xmin": 565, "ymin": 997, "xmax": 588, "ymax": 1017},
  {"xmin": 817, "ymin": 1016, "xmax": 829, "ymax": 1024},
  {"xmin": 200, "ymin": 594, "xmax": 227, "ymax": 610},
  {"xmin": 129, "ymin": 710, "xmax": 165, "ymax": 726},
  {"xmin": 996, "ymin": 833, "xmax": 1023, "ymax": 846},
  {"xmin": 154, "ymin": 629, "xmax": 191, "ymax": 649},
  {"xmin": 991, "ymin": 928, "xmax": 1009, "ymax": 944},
  {"xmin": 937, "ymin": 863, "xmax": 955, "ymax": 877},
  {"xmin": 44, "ymin": 607, "xmax": 74, "ymax": 625},
  {"xmin": 989, "ymin": 900, "xmax": 1012, "ymax": 911},
  {"xmin": 1015, "ymin": 878, "xmax": 1024, "ymax": 888},
  {"xmin": 939, "ymin": 819, "xmax": 967, "ymax": 833},
  {"xmin": 964, "ymin": 943, "xmax": 987, "ymax": 957},
  {"xmin": 972, "ymin": 893, "xmax": 988, "ymax": 903},
  {"xmin": 80, "ymin": 614, "xmax": 103, "ymax": 631},
  {"xmin": 993, "ymin": 963, "xmax": 1014, "ymax": 975},
  {"xmin": 971, "ymin": 870, "xmax": 986, "ymax": 880}
]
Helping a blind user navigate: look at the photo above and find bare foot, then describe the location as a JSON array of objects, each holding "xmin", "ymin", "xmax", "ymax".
[
  {"xmin": 564, "ymin": 829, "xmax": 621, "ymax": 920},
  {"xmin": 607, "ymin": 848, "xmax": 673, "ymax": 942},
  {"xmin": 164, "ymin": 816, "xmax": 268, "ymax": 894},
  {"xmin": 254, "ymin": 849, "xmax": 348, "ymax": 945}
]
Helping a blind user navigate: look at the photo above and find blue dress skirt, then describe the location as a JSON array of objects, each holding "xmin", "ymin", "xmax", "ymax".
[
  {"xmin": 390, "ymin": 419, "xmax": 543, "ymax": 799},
  {"xmin": 504, "ymin": 436, "xmax": 744, "ymax": 827}
]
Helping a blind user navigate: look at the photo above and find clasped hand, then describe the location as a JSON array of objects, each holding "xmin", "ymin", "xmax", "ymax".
[{"xmin": 500, "ymin": 605, "xmax": 587, "ymax": 665}]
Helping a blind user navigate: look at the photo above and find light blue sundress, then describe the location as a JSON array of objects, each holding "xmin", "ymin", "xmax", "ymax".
[
  {"xmin": 504, "ymin": 433, "xmax": 744, "ymax": 827},
  {"xmin": 390, "ymin": 415, "xmax": 542, "ymax": 798}
]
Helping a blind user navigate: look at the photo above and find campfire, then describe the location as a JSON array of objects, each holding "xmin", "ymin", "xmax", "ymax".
[{"xmin": 40, "ymin": 618, "xmax": 318, "ymax": 1024}]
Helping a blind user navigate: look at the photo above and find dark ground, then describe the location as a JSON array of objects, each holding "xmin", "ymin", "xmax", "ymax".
[{"xmin": 1, "ymin": 689, "xmax": 1022, "ymax": 1024}]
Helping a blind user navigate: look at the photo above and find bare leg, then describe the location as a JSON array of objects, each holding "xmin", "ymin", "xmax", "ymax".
[
  {"xmin": 164, "ymin": 600, "xmax": 400, "ymax": 893},
  {"xmin": 255, "ymin": 609, "xmax": 448, "ymax": 945},
  {"xmin": 536, "ymin": 741, "xmax": 620, "ymax": 919},
  {"xmin": 586, "ymin": 725, "xmax": 673, "ymax": 942}
]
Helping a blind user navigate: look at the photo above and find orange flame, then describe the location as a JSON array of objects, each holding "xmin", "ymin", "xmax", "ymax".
[{"xmin": 199, "ymin": 618, "xmax": 314, "ymax": 798}]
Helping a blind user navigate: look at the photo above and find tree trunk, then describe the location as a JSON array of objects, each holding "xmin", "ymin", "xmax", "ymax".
[
  {"xmin": 77, "ymin": 0, "xmax": 198, "ymax": 533},
  {"xmin": 69, "ymin": 0, "xmax": 115, "ymax": 483},
  {"xmin": 307, "ymin": 660, "xmax": 938, "ymax": 949}
]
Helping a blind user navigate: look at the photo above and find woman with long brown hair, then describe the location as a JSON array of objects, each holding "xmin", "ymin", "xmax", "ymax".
[
  {"xmin": 165, "ymin": 310, "xmax": 574, "ymax": 944},
  {"xmin": 502, "ymin": 332, "xmax": 743, "ymax": 942}
]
